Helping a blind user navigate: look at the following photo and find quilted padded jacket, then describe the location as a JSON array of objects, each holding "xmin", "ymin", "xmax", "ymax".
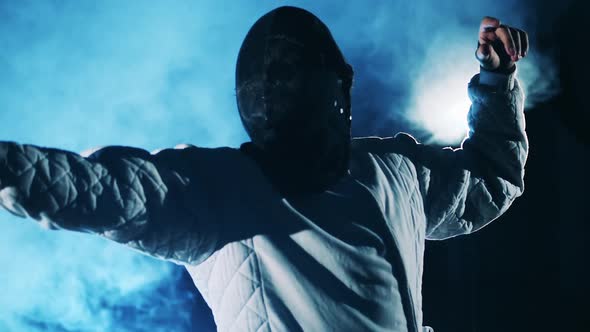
[{"xmin": 0, "ymin": 70, "xmax": 527, "ymax": 332}]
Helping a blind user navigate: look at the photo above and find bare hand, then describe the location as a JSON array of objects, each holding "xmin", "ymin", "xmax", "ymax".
[{"xmin": 476, "ymin": 16, "xmax": 529, "ymax": 71}]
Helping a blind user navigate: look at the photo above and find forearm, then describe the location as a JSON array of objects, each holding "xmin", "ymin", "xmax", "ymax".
[
  {"xmin": 462, "ymin": 68, "xmax": 528, "ymax": 192},
  {"xmin": 0, "ymin": 142, "xmax": 156, "ymax": 239}
]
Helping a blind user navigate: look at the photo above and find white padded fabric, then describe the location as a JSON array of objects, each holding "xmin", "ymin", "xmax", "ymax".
[{"xmin": 0, "ymin": 73, "xmax": 527, "ymax": 331}]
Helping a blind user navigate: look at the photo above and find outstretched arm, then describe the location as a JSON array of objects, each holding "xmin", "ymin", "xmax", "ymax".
[{"xmin": 0, "ymin": 143, "xmax": 221, "ymax": 265}]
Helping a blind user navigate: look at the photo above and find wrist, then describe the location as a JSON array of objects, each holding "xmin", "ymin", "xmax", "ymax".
[
  {"xmin": 479, "ymin": 65, "xmax": 516, "ymax": 91},
  {"xmin": 485, "ymin": 64, "xmax": 516, "ymax": 75}
]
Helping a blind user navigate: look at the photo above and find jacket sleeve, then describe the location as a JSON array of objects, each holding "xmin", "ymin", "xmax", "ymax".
[
  {"xmin": 0, "ymin": 143, "xmax": 221, "ymax": 265},
  {"xmin": 387, "ymin": 69, "xmax": 528, "ymax": 240},
  {"xmin": 422, "ymin": 69, "xmax": 527, "ymax": 239}
]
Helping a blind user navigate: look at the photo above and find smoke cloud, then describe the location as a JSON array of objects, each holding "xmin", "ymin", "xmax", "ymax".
[{"xmin": 0, "ymin": 0, "xmax": 566, "ymax": 330}]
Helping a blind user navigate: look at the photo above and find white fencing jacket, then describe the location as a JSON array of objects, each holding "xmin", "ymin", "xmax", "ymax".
[{"xmin": 0, "ymin": 70, "xmax": 527, "ymax": 331}]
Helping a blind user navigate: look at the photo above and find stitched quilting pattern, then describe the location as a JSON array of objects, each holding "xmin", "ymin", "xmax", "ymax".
[{"xmin": 190, "ymin": 238, "xmax": 269, "ymax": 332}]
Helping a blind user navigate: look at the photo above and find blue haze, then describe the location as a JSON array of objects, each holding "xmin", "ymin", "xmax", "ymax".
[{"xmin": 0, "ymin": 0, "xmax": 564, "ymax": 331}]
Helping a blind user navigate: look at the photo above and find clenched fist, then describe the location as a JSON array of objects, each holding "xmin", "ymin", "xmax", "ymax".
[{"xmin": 476, "ymin": 16, "xmax": 529, "ymax": 72}]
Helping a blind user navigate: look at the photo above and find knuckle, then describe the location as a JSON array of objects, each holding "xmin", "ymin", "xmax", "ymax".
[{"xmin": 481, "ymin": 16, "xmax": 500, "ymax": 28}]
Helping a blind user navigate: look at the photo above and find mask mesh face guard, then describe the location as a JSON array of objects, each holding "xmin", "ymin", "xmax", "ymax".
[{"xmin": 236, "ymin": 6, "xmax": 352, "ymax": 149}]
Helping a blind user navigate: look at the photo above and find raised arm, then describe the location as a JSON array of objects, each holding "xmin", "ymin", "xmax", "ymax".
[
  {"xmin": 0, "ymin": 143, "xmax": 222, "ymax": 265},
  {"xmin": 358, "ymin": 17, "xmax": 529, "ymax": 240},
  {"xmin": 401, "ymin": 72, "xmax": 526, "ymax": 239},
  {"xmin": 405, "ymin": 17, "xmax": 529, "ymax": 239}
]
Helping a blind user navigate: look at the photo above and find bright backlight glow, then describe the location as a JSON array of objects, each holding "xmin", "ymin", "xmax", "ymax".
[{"xmin": 408, "ymin": 37, "xmax": 479, "ymax": 146}]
